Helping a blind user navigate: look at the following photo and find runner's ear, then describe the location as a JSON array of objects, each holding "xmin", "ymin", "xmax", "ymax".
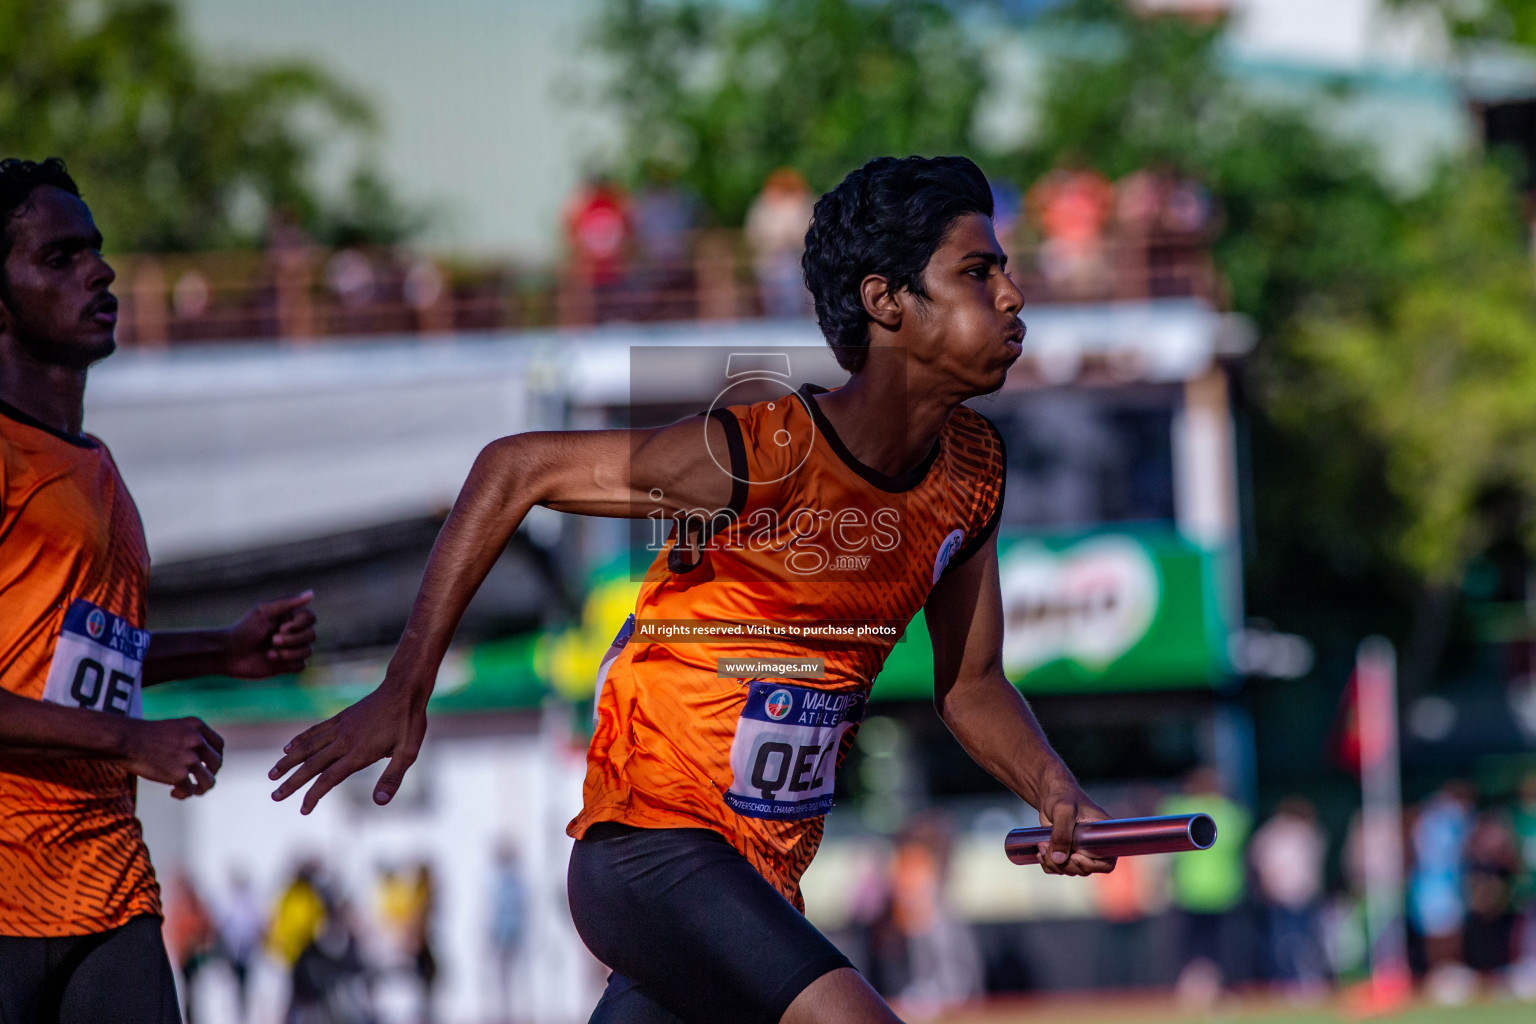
[{"xmin": 859, "ymin": 274, "xmax": 900, "ymax": 332}]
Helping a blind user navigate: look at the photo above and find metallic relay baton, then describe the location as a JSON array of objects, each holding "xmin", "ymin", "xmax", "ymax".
[{"xmin": 1004, "ymin": 813, "xmax": 1217, "ymax": 866}]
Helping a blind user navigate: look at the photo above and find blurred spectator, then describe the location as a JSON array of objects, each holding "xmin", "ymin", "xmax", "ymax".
[
  {"xmin": 1114, "ymin": 166, "xmax": 1214, "ymax": 298},
  {"xmin": 1091, "ymin": 787, "xmax": 1165, "ymax": 989},
  {"xmin": 410, "ymin": 864, "xmax": 440, "ymax": 1023},
  {"xmin": 289, "ymin": 898, "xmax": 376, "ymax": 1024},
  {"xmin": 267, "ymin": 207, "xmax": 315, "ymax": 339},
  {"xmin": 1027, "ymin": 164, "xmax": 1115, "ymax": 297},
  {"xmin": 1326, "ymin": 810, "xmax": 1373, "ymax": 983},
  {"xmin": 1159, "ymin": 766, "xmax": 1253, "ymax": 1007},
  {"xmin": 1162, "ymin": 177, "xmax": 1213, "ymax": 234},
  {"xmin": 845, "ymin": 844, "xmax": 901, "ymax": 995},
  {"xmin": 990, "ymin": 178, "xmax": 1023, "ymax": 252},
  {"xmin": 164, "ymin": 872, "xmax": 217, "ymax": 1024},
  {"xmin": 564, "ymin": 177, "xmax": 632, "ymax": 289},
  {"xmin": 1115, "ymin": 167, "xmax": 1171, "ymax": 235},
  {"xmin": 270, "ymin": 860, "xmax": 330, "ymax": 977},
  {"xmin": 745, "ymin": 168, "xmax": 814, "ymax": 318},
  {"xmin": 1463, "ymin": 810, "xmax": 1520, "ymax": 977},
  {"xmin": 1115, "ymin": 166, "xmax": 1213, "ymax": 236},
  {"xmin": 634, "ymin": 167, "xmax": 699, "ymax": 268},
  {"xmin": 1409, "ymin": 781, "xmax": 1474, "ymax": 996},
  {"xmin": 218, "ymin": 867, "xmax": 268, "ymax": 1024},
  {"xmin": 1513, "ymin": 771, "xmax": 1536, "ymax": 996},
  {"xmin": 1250, "ymin": 796, "xmax": 1329, "ymax": 995},
  {"xmin": 380, "ymin": 862, "xmax": 439, "ymax": 1023},
  {"xmin": 327, "ymin": 249, "xmax": 378, "ymax": 308},
  {"xmin": 489, "ymin": 840, "xmax": 529, "ymax": 1024},
  {"xmin": 888, "ymin": 814, "xmax": 982, "ymax": 1015},
  {"xmin": 632, "ymin": 166, "xmax": 700, "ymax": 319}
]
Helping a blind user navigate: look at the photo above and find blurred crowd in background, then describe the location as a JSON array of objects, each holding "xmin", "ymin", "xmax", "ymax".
[
  {"xmin": 142, "ymin": 768, "xmax": 1536, "ymax": 1023},
  {"xmin": 161, "ymin": 846, "xmax": 528, "ymax": 1024},
  {"xmin": 104, "ymin": 158, "xmax": 1217, "ymax": 347}
]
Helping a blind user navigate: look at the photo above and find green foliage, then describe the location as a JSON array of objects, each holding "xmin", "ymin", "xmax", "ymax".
[
  {"xmin": 1280, "ymin": 163, "xmax": 1536, "ymax": 584},
  {"xmin": 1389, "ymin": 0, "xmax": 1536, "ymax": 48},
  {"xmin": 0, "ymin": 0, "xmax": 415, "ymax": 251},
  {"xmin": 1019, "ymin": 2, "xmax": 1406, "ymax": 336},
  {"xmin": 593, "ymin": 0, "xmax": 987, "ymax": 224},
  {"xmin": 1022, "ymin": 2, "xmax": 1536, "ymax": 629}
]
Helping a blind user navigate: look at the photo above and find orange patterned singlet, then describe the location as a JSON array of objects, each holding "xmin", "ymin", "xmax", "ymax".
[
  {"xmin": 568, "ymin": 384, "xmax": 1006, "ymax": 909},
  {"xmin": 0, "ymin": 399, "xmax": 160, "ymax": 937}
]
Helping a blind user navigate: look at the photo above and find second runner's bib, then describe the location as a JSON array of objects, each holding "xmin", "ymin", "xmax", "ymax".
[{"xmin": 724, "ymin": 680, "xmax": 865, "ymax": 820}]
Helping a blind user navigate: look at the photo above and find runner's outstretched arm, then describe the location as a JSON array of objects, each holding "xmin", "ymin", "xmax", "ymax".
[
  {"xmin": 268, "ymin": 418, "xmax": 734, "ymax": 814},
  {"xmin": 0, "ymin": 688, "xmax": 224, "ymax": 798},
  {"xmin": 923, "ymin": 527, "xmax": 1116, "ymax": 877}
]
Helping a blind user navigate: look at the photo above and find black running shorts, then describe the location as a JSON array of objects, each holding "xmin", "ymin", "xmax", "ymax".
[
  {"xmin": 568, "ymin": 822, "xmax": 854, "ymax": 1024},
  {"xmin": 0, "ymin": 914, "xmax": 180, "ymax": 1024}
]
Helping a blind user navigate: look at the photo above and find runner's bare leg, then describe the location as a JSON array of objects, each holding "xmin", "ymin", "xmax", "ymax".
[{"xmin": 781, "ymin": 968, "xmax": 902, "ymax": 1024}]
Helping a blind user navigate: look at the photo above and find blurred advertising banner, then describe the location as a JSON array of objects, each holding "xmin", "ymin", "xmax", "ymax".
[{"xmin": 878, "ymin": 530, "xmax": 1232, "ymax": 695}]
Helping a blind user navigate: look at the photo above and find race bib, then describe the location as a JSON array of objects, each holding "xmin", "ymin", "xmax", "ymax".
[
  {"xmin": 42, "ymin": 599, "xmax": 148, "ymax": 718},
  {"xmin": 724, "ymin": 681, "xmax": 865, "ymax": 820}
]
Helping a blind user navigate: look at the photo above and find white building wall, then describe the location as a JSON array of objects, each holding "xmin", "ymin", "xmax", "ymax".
[{"xmin": 140, "ymin": 715, "xmax": 603, "ymax": 1024}]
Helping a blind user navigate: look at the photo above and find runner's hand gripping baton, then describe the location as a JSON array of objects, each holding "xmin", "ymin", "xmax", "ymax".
[{"xmin": 1004, "ymin": 813, "xmax": 1217, "ymax": 866}]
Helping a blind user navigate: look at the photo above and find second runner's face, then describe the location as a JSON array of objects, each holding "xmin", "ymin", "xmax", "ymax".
[
  {"xmin": 0, "ymin": 186, "xmax": 117, "ymax": 369},
  {"xmin": 908, "ymin": 212, "xmax": 1024, "ymax": 396}
]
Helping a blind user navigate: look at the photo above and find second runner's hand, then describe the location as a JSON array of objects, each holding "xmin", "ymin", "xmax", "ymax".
[{"xmin": 268, "ymin": 679, "xmax": 426, "ymax": 814}]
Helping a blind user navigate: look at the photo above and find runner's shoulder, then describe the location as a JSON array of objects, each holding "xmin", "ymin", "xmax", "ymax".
[
  {"xmin": 945, "ymin": 403, "xmax": 1003, "ymax": 444},
  {"xmin": 943, "ymin": 405, "xmax": 1006, "ymax": 476}
]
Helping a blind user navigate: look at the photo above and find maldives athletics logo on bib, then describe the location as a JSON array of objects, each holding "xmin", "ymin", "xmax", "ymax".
[
  {"xmin": 86, "ymin": 608, "xmax": 107, "ymax": 639},
  {"xmin": 765, "ymin": 689, "xmax": 793, "ymax": 721},
  {"xmin": 932, "ymin": 528, "xmax": 966, "ymax": 584}
]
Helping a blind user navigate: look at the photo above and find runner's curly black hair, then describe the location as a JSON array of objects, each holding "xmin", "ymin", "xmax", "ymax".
[
  {"xmin": 801, "ymin": 155, "xmax": 993, "ymax": 373},
  {"xmin": 0, "ymin": 157, "xmax": 81, "ymax": 292}
]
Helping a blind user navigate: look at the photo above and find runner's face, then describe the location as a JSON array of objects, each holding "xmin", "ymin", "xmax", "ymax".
[
  {"xmin": 906, "ymin": 212, "xmax": 1024, "ymax": 396},
  {"xmin": 0, "ymin": 187, "xmax": 117, "ymax": 369}
]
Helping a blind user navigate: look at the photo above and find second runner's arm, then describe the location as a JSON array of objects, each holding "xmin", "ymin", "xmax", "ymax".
[
  {"xmin": 268, "ymin": 419, "xmax": 735, "ymax": 813},
  {"xmin": 922, "ymin": 527, "xmax": 1115, "ymax": 876}
]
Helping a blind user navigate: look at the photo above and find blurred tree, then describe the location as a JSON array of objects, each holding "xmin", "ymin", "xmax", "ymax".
[
  {"xmin": 1275, "ymin": 163, "xmax": 1536, "ymax": 687},
  {"xmin": 592, "ymin": 0, "xmax": 987, "ymax": 224},
  {"xmin": 0, "ymin": 0, "xmax": 418, "ymax": 251},
  {"xmin": 1020, "ymin": 1, "xmax": 1536, "ymax": 689},
  {"xmin": 1388, "ymin": 0, "xmax": 1536, "ymax": 47},
  {"xmin": 1019, "ymin": 1, "xmax": 1407, "ymax": 336}
]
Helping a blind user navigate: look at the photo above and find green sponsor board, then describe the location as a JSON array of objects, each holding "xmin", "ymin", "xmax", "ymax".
[
  {"xmin": 874, "ymin": 530, "xmax": 1232, "ymax": 697},
  {"xmin": 141, "ymin": 633, "xmax": 545, "ymax": 723}
]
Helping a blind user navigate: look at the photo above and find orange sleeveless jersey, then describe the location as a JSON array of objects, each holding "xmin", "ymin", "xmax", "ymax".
[
  {"xmin": 0, "ymin": 401, "xmax": 160, "ymax": 936},
  {"xmin": 568, "ymin": 384, "xmax": 1006, "ymax": 907}
]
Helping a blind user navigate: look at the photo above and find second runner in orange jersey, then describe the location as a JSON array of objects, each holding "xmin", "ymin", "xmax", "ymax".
[{"xmin": 273, "ymin": 155, "xmax": 1117, "ymax": 1024}]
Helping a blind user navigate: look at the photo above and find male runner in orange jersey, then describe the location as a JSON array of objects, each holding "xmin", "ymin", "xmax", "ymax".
[
  {"xmin": 0, "ymin": 157, "xmax": 318, "ymax": 1024},
  {"xmin": 270, "ymin": 155, "xmax": 1115, "ymax": 1024}
]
